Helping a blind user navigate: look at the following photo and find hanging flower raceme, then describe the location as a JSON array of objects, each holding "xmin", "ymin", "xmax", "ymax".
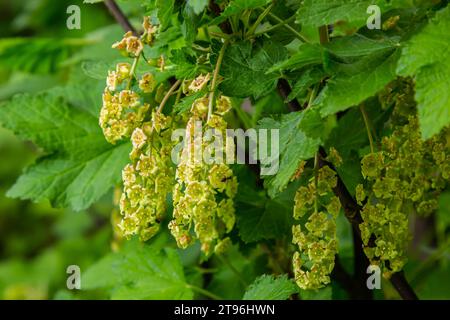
[
  {"xmin": 118, "ymin": 112, "xmax": 178, "ymax": 241},
  {"xmin": 357, "ymin": 116, "xmax": 450, "ymax": 277},
  {"xmin": 99, "ymin": 82, "xmax": 149, "ymax": 144},
  {"xmin": 292, "ymin": 153, "xmax": 342, "ymax": 290},
  {"xmin": 169, "ymin": 93, "xmax": 237, "ymax": 256},
  {"xmin": 99, "ymin": 17, "xmax": 159, "ymax": 145}
]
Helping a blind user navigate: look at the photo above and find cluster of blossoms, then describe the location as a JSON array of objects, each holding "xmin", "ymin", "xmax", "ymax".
[
  {"xmin": 100, "ymin": 19, "xmax": 239, "ymax": 255},
  {"xmin": 357, "ymin": 116, "xmax": 450, "ymax": 277},
  {"xmin": 169, "ymin": 90, "xmax": 237, "ymax": 256},
  {"xmin": 118, "ymin": 113, "xmax": 177, "ymax": 241},
  {"xmin": 99, "ymin": 85, "xmax": 149, "ymax": 144},
  {"xmin": 99, "ymin": 18, "xmax": 159, "ymax": 144},
  {"xmin": 292, "ymin": 154, "xmax": 342, "ymax": 290},
  {"xmin": 99, "ymin": 17, "xmax": 179, "ymax": 241}
]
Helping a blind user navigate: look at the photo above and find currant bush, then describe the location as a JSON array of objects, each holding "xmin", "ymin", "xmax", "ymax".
[{"xmin": 2, "ymin": 0, "xmax": 449, "ymax": 301}]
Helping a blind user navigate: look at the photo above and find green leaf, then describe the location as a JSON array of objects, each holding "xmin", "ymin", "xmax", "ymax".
[
  {"xmin": 224, "ymin": 0, "xmax": 271, "ymax": 15},
  {"xmin": 211, "ymin": 0, "xmax": 271, "ymax": 24},
  {"xmin": 325, "ymin": 34, "xmax": 399, "ymax": 59},
  {"xmin": 317, "ymin": 49, "xmax": 400, "ymax": 117},
  {"xmin": 267, "ymin": 43, "xmax": 323, "ymax": 73},
  {"xmin": 0, "ymin": 38, "xmax": 85, "ymax": 74},
  {"xmin": 187, "ymin": 0, "xmax": 208, "ymax": 15},
  {"xmin": 397, "ymin": 7, "xmax": 450, "ymax": 76},
  {"xmin": 235, "ymin": 183, "xmax": 297, "ymax": 243},
  {"xmin": 207, "ymin": 245, "xmax": 260, "ymax": 299},
  {"xmin": 287, "ymin": 67, "xmax": 325, "ymax": 102},
  {"xmin": 173, "ymin": 89, "xmax": 207, "ymax": 114},
  {"xmin": 0, "ymin": 89, "xmax": 130, "ymax": 211},
  {"xmin": 414, "ymin": 63, "xmax": 450, "ymax": 139},
  {"xmin": 397, "ymin": 7, "xmax": 450, "ymax": 139},
  {"xmin": 296, "ymin": 0, "xmax": 387, "ymax": 28},
  {"xmin": 243, "ymin": 274, "xmax": 297, "ymax": 300},
  {"xmin": 218, "ymin": 40, "xmax": 288, "ymax": 99},
  {"xmin": 81, "ymin": 60, "xmax": 111, "ymax": 80},
  {"xmin": 234, "ymin": 167, "xmax": 304, "ymax": 243},
  {"xmin": 437, "ymin": 192, "xmax": 450, "ymax": 243},
  {"xmin": 169, "ymin": 49, "xmax": 199, "ymax": 79},
  {"xmin": 146, "ymin": 22, "xmax": 187, "ymax": 59},
  {"xmin": 156, "ymin": 0, "xmax": 175, "ymax": 31},
  {"xmin": 182, "ymin": 3, "xmax": 202, "ymax": 44},
  {"xmin": 298, "ymin": 286, "xmax": 333, "ymax": 300},
  {"xmin": 258, "ymin": 109, "xmax": 323, "ymax": 198},
  {"xmin": 252, "ymin": 91, "xmax": 288, "ymax": 124},
  {"xmin": 0, "ymin": 74, "xmax": 59, "ymax": 101},
  {"xmin": 83, "ymin": 241, "xmax": 193, "ymax": 299}
]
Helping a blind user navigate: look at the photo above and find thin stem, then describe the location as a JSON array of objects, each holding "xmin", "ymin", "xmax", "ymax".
[
  {"xmin": 175, "ymin": 87, "xmax": 183, "ymax": 105},
  {"xmin": 261, "ymin": 244, "xmax": 286, "ymax": 275},
  {"xmin": 209, "ymin": 31, "xmax": 232, "ymax": 40},
  {"xmin": 207, "ymin": 40, "xmax": 230, "ymax": 121},
  {"xmin": 192, "ymin": 43, "xmax": 211, "ymax": 52},
  {"xmin": 246, "ymin": 3, "xmax": 274, "ymax": 37},
  {"xmin": 104, "ymin": 0, "xmax": 137, "ymax": 35},
  {"xmin": 186, "ymin": 284, "xmax": 223, "ymax": 300},
  {"xmin": 319, "ymin": 25, "xmax": 329, "ymax": 44},
  {"xmin": 230, "ymin": 15, "xmax": 240, "ymax": 35},
  {"xmin": 308, "ymin": 84, "xmax": 319, "ymax": 108},
  {"xmin": 203, "ymin": 26, "xmax": 211, "ymax": 42},
  {"xmin": 157, "ymin": 80, "xmax": 181, "ymax": 113},
  {"xmin": 277, "ymin": 78, "xmax": 301, "ymax": 111},
  {"xmin": 253, "ymin": 15, "xmax": 296, "ymax": 37},
  {"xmin": 360, "ymin": 104, "xmax": 375, "ymax": 153},
  {"xmin": 194, "ymin": 266, "xmax": 219, "ymax": 274},
  {"xmin": 232, "ymin": 101, "xmax": 253, "ymax": 130},
  {"xmin": 263, "ymin": 11, "xmax": 309, "ymax": 43},
  {"xmin": 126, "ymin": 55, "xmax": 140, "ymax": 90},
  {"xmin": 217, "ymin": 255, "xmax": 248, "ymax": 287}
]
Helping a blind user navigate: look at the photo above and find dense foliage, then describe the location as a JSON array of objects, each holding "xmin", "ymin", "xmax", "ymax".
[{"xmin": 0, "ymin": 0, "xmax": 449, "ymax": 300}]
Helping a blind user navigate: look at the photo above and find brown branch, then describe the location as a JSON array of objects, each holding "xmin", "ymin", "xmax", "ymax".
[
  {"xmin": 104, "ymin": 0, "xmax": 138, "ymax": 35},
  {"xmin": 352, "ymin": 228, "xmax": 373, "ymax": 299},
  {"xmin": 390, "ymin": 272, "xmax": 419, "ymax": 300},
  {"xmin": 332, "ymin": 256, "xmax": 355, "ymax": 295},
  {"xmin": 277, "ymin": 79, "xmax": 301, "ymax": 112}
]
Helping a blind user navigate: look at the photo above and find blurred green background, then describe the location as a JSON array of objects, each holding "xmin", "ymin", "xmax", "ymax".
[{"xmin": 0, "ymin": 0, "xmax": 119, "ymax": 300}]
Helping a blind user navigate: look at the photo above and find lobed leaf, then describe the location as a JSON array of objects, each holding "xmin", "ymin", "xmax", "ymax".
[
  {"xmin": 218, "ymin": 40, "xmax": 288, "ymax": 99},
  {"xmin": 243, "ymin": 274, "xmax": 297, "ymax": 300},
  {"xmin": 0, "ymin": 89, "xmax": 130, "ymax": 211},
  {"xmin": 83, "ymin": 241, "xmax": 193, "ymax": 299},
  {"xmin": 257, "ymin": 109, "xmax": 323, "ymax": 198},
  {"xmin": 397, "ymin": 7, "xmax": 450, "ymax": 139}
]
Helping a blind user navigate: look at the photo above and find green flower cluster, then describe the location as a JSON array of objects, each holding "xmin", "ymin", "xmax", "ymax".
[
  {"xmin": 118, "ymin": 112, "xmax": 177, "ymax": 241},
  {"xmin": 99, "ymin": 87, "xmax": 149, "ymax": 144},
  {"xmin": 99, "ymin": 22, "xmax": 238, "ymax": 253},
  {"xmin": 169, "ymin": 95, "xmax": 237, "ymax": 256},
  {"xmin": 99, "ymin": 18, "xmax": 178, "ymax": 241},
  {"xmin": 99, "ymin": 18, "xmax": 159, "ymax": 144},
  {"xmin": 357, "ymin": 117, "xmax": 450, "ymax": 277},
  {"xmin": 292, "ymin": 164, "xmax": 341, "ymax": 290}
]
